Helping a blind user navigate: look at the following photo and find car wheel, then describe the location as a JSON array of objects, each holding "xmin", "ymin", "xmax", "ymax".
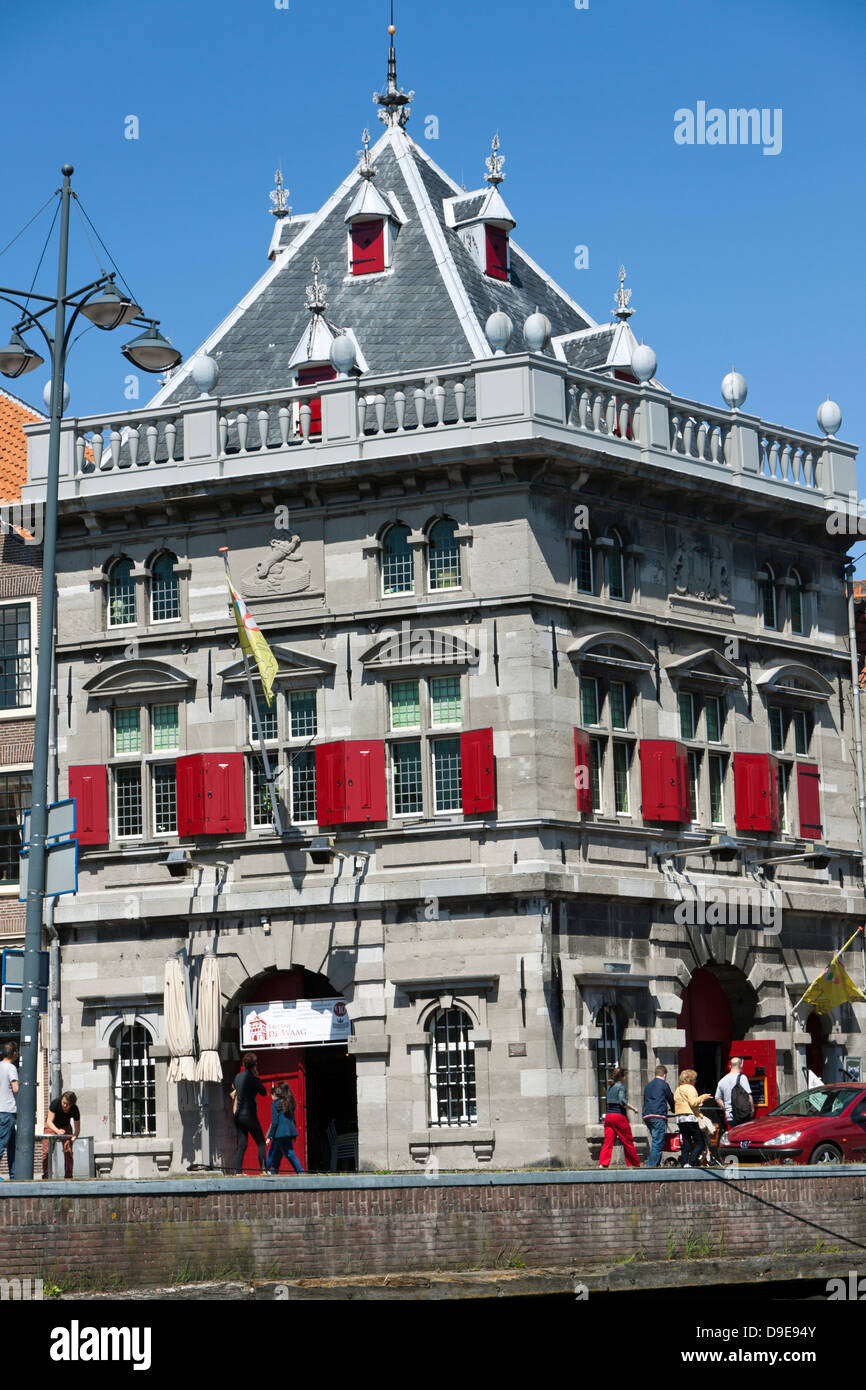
[{"xmin": 808, "ymin": 1143, "xmax": 843, "ymax": 1165}]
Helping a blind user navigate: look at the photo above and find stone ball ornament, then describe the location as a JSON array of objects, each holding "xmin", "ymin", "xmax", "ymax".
[
  {"xmin": 330, "ymin": 333, "xmax": 358, "ymax": 378},
  {"xmin": 43, "ymin": 379, "xmax": 71, "ymax": 412},
  {"xmin": 721, "ymin": 369, "xmax": 748, "ymax": 410},
  {"xmin": 191, "ymin": 355, "xmax": 219, "ymax": 396},
  {"xmin": 523, "ymin": 311, "xmax": 552, "ymax": 353},
  {"xmin": 485, "ymin": 311, "xmax": 513, "ymax": 356},
  {"xmin": 630, "ymin": 342, "xmax": 657, "ymax": 383},
  {"xmin": 817, "ymin": 397, "xmax": 842, "ymax": 438}
]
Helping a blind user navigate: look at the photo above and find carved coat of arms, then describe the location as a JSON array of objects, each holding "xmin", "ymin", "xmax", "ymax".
[{"xmin": 241, "ymin": 535, "xmax": 311, "ymax": 599}]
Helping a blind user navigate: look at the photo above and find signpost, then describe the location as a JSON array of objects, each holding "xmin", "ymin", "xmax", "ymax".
[{"xmin": 19, "ymin": 799, "xmax": 78, "ymax": 901}]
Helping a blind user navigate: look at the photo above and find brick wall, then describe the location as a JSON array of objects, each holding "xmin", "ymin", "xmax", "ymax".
[{"xmin": 0, "ymin": 1170, "xmax": 863, "ymax": 1284}]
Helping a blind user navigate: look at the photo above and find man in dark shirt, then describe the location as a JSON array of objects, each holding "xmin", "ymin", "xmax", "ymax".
[
  {"xmin": 232, "ymin": 1053, "xmax": 267, "ymax": 1173},
  {"xmin": 42, "ymin": 1091, "xmax": 80, "ymax": 1179},
  {"xmin": 642, "ymin": 1065, "xmax": 676, "ymax": 1169}
]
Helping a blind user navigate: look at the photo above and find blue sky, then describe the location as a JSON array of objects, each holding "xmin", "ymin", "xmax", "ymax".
[{"xmin": 2, "ymin": 0, "xmax": 864, "ymax": 527}]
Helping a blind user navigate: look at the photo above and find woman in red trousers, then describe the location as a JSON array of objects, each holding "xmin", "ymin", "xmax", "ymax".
[{"xmin": 598, "ymin": 1066, "xmax": 641, "ymax": 1168}]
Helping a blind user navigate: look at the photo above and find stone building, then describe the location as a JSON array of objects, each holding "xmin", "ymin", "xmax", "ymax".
[{"xmin": 22, "ymin": 36, "xmax": 866, "ymax": 1174}]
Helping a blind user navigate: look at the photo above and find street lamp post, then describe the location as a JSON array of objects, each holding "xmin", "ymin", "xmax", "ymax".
[{"xmin": 0, "ymin": 164, "xmax": 181, "ymax": 1179}]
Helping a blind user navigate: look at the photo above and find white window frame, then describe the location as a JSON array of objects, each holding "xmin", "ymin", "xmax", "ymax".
[{"xmin": 0, "ymin": 596, "xmax": 37, "ymax": 721}]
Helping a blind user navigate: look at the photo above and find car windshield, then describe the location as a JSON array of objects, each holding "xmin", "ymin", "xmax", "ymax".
[{"xmin": 773, "ymin": 1087, "xmax": 863, "ymax": 1118}]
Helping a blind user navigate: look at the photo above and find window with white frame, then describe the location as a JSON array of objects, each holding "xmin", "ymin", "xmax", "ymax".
[
  {"xmin": 110, "ymin": 704, "xmax": 180, "ymax": 840},
  {"xmin": 427, "ymin": 519, "xmax": 461, "ymax": 592},
  {"xmin": 388, "ymin": 675, "xmax": 464, "ymax": 817},
  {"xmin": 114, "ymin": 1024, "xmax": 156, "ymax": 1137},
  {"xmin": 0, "ymin": 603, "xmax": 32, "ymax": 710},
  {"xmin": 579, "ymin": 674, "xmax": 634, "ymax": 814},
  {"xmin": 789, "ymin": 569, "xmax": 806, "ymax": 636},
  {"xmin": 149, "ymin": 552, "xmax": 181, "ymax": 623},
  {"xmin": 574, "ymin": 530, "xmax": 594, "ymax": 594},
  {"xmin": 677, "ymin": 687, "xmax": 730, "ymax": 827},
  {"xmin": 0, "ymin": 771, "xmax": 30, "ymax": 884},
  {"xmin": 608, "ymin": 529, "xmax": 627, "ymax": 601},
  {"xmin": 248, "ymin": 688, "xmax": 318, "ymax": 829},
  {"xmin": 381, "ymin": 524, "xmax": 414, "ymax": 596},
  {"xmin": 427, "ymin": 1006, "xmax": 477, "ymax": 1126},
  {"xmin": 760, "ymin": 564, "xmax": 778, "ymax": 630},
  {"xmin": 595, "ymin": 1003, "xmax": 624, "ymax": 1122},
  {"xmin": 107, "ymin": 558, "xmax": 136, "ymax": 628}
]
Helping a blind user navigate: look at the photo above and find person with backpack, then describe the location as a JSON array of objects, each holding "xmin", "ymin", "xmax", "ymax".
[
  {"xmin": 715, "ymin": 1057, "xmax": 755, "ymax": 1131},
  {"xmin": 265, "ymin": 1083, "xmax": 304, "ymax": 1174}
]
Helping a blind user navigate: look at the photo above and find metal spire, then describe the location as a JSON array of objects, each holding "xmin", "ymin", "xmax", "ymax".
[
  {"xmin": 306, "ymin": 258, "xmax": 328, "ymax": 316},
  {"xmin": 613, "ymin": 265, "xmax": 634, "ymax": 321},
  {"xmin": 485, "ymin": 134, "xmax": 506, "ymax": 187},
  {"xmin": 374, "ymin": 2, "xmax": 414, "ymax": 128},
  {"xmin": 269, "ymin": 168, "xmax": 291, "ymax": 220},
  {"xmin": 357, "ymin": 128, "xmax": 378, "ymax": 180}
]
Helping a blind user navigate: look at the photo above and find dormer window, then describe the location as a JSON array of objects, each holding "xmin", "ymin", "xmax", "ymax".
[
  {"xmin": 485, "ymin": 226, "xmax": 509, "ymax": 281},
  {"xmin": 351, "ymin": 221, "xmax": 386, "ymax": 276}
]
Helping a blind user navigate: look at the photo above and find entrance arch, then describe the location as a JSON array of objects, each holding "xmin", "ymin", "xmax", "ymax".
[
  {"xmin": 229, "ymin": 967, "xmax": 357, "ymax": 1174},
  {"xmin": 678, "ymin": 964, "xmax": 757, "ymax": 1096}
]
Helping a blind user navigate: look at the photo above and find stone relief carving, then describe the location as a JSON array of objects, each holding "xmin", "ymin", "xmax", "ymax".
[
  {"xmin": 240, "ymin": 535, "xmax": 312, "ymax": 598},
  {"xmin": 671, "ymin": 539, "xmax": 730, "ymax": 603}
]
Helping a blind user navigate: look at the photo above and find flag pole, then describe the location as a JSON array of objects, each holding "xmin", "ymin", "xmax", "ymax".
[
  {"xmin": 793, "ymin": 925, "xmax": 864, "ymax": 1009},
  {"xmin": 219, "ymin": 548, "xmax": 284, "ymax": 836}
]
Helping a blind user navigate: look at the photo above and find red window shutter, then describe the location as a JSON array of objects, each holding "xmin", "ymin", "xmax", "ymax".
[
  {"xmin": 733, "ymin": 753, "xmax": 781, "ymax": 833},
  {"xmin": 176, "ymin": 754, "xmax": 206, "ymax": 836},
  {"xmin": 485, "ymin": 226, "xmax": 509, "ymax": 281},
  {"xmin": 574, "ymin": 728, "xmax": 592, "ymax": 813},
  {"xmin": 202, "ymin": 753, "xmax": 245, "ymax": 835},
  {"xmin": 344, "ymin": 741, "xmax": 387, "ymax": 823},
  {"xmin": 797, "ymin": 762, "xmax": 822, "ymax": 840},
  {"xmin": 297, "ymin": 365, "xmax": 337, "ymax": 436},
  {"xmin": 315, "ymin": 742, "xmax": 347, "ymax": 827},
  {"xmin": 639, "ymin": 740, "xmax": 689, "ymax": 822},
  {"xmin": 461, "ymin": 728, "xmax": 495, "ymax": 814},
  {"xmin": 351, "ymin": 221, "xmax": 385, "ymax": 275},
  {"xmin": 68, "ymin": 765, "xmax": 108, "ymax": 845}
]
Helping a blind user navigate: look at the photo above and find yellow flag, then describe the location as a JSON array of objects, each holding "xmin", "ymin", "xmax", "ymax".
[
  {"xmin": 224, "ymin": 570, "xmax": 278, "ymax": 706},
  {"xmin": 800, "ymin": 960, "xmax": 866, "ymax": 1016}
]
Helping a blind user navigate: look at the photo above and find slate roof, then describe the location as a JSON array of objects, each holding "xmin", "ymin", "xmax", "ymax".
[
  {"xmin": 151, "ymin": 124, "xmax": 598, "ymax": 409},
  {"xmin": 552, "ymin": 326, "xmax": 618, "ymax": 371}
]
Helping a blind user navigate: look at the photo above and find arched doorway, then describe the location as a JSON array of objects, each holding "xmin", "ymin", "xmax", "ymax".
[
  {"xmin": 678, "ymin": 965, "xmax": 757, "ymax": 1097},
  {"xmin": 230, "ymin": 968, "xmax": 357, "ymax": 1174}
]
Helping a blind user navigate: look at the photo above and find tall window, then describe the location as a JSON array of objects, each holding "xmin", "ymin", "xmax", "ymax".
[
  {"xmin": 579, "ymin": 673, "xmax": 634, "ymax": 814},
  {"xmin": 608, "ymin": 530, "xmax": 626, "ymax": 601},
  {"xmin": 388, "ymin": 677, "xmax": 464, "ymax": 817},
  {"xmin": 0, "ymin": 604, "xmax": 32, "ymax": 710},
  {"xmin": 248, "ymin": 689, "xmax": 318, "ymax": 829},
  {"xmin": 709, "ymin": 754, "xmax": 725, "ymax": 824},
  {"xmin": 760, "ymin": 565, "xmax": 777, "ymax": 630},
  {"xmin": 110, "ymin": 704, "xmax": 179, "ymax": 840},
  {"xmin": 108, "ymin": 558, "xmax": 136, "ymax": 627},
  {"xmin": 574, "ymin": 531, "xmax": 594, "ymax": 594},
  {"xmin": 596, "ymin": 1004, "xmax": 623, "ymax": 1122},
  {"xmin": 678, "ymin": 687, "xmax": 729, "ymax": 826},
  {"xmin": 790, "ymin": 570, "xmax": 805, "ymax": 635},
  {"xmin": 428, "ymin": 1007, "xmax": 477, "ymax": 1126},
  {"xmin": 114, "ymin": 1025, "xmax": 156, "ymax": 1136},
  {"xmin": 0, "ymin": 772, "xmax": 30, "ymax": 883},
  {"xmin": 382, "ymin": 524, "xmax": 413, "ymax": 596},
  {"xmin": 150, "ymin": 552, "xmax": 180, "ymax": 623},
  {"xmin": 427, "ymin": 519, "xmax": 461, "ymax": 591}
]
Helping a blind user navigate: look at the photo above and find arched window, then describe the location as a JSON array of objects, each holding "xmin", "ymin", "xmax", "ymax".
[
  {"xmin": 107, "ymin": 558, "xmax": 136, "ymax": 628},
  {"xmin": 382, "ymin": 524, "xmax": 413, "ymax": 596},
  {"xmin": 608, "ymin": 530, "xmax": 626, "ymax": 601},
  {"xmin": 427, "ymin": 1006, "xmax": 477, "ymax": 1126},
  {"xmin": 595, "ymin": 1004, "xmax": 624, "ymax": 1121},
  {"xmin": 790, "ymin": 569, "xmax": 805, "ymax": 635},
  {"xmin": 150, "ymin": 552, "xmax": 180, "ymax": 623},
  {"xmin": 760, "ymin": 564, "xmax": 777, "ymax": 630},
  {"xmin": 113, "ymin": 1024, "xmax": 156, "ymax": 1136},
  {"xmin": 574, "ymin": 530, "xmax": 594, "ymax": 594},
  {"xmin": 427, "ymin": 519, "xmax": 461, "ymax": 592}
]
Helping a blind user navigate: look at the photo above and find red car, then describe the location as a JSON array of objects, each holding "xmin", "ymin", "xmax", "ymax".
[{"xmin": 720, "ymin": 1083, "xmax": 866, "ymax": 1165}]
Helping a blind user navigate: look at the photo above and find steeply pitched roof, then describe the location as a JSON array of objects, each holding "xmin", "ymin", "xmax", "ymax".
[
  {"xmin": 0, "ymin": 388, "xmax": 44, "ymax": 503},
  {"xmin": 151, "ymin": 124, "xmax": 597, "ymax": 409}
]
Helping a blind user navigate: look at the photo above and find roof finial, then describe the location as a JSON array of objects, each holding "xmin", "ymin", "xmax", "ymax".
[
  {"xmin": 613, "ymin": 265, "xmax": 634, "ymax": 321},
  {"xmin": 357, "ymin": 128, "xmax": 378, "ymax": 181},
  {"xmin": 269, "ymin": 168, "xmax": 291, "ymax": 220},
  {"xmin": 374, "ymin": 1, "xmax": 414, "ymax": 128},
  {"xmin": 485, "ymin": 134, "xmax": 506, "ymax": 187},
  {"xmin": 306, "ymin": 258, "xmax": 328, "ymax": 316}
]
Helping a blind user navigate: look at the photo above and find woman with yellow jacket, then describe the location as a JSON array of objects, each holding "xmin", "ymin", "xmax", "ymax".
[{"xmin": 674, "ymin": 1069, "xmax": 712, "ymax": 1168}]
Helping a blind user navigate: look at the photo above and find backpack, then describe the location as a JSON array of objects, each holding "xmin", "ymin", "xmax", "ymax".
[{"xmin": 730, "ymin": 1076, "xmax": 753, "ymax": 1125}]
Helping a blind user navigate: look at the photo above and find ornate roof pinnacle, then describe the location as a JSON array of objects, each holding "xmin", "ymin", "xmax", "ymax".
[
  {"xmin": 373, "ymin": 4, "xmax": 414, "ymax": 128},
  {"xmin": 485, "ymin": 134, "xmax": 506, "ymax": 187},
  {"xmin": 613, "ymin": 265, "xmax": 635, "ymax": 321},
  {"xmin": 269, "ymin": 168, "xmax": 291, "ymax": 220},
  {"xmin": 306, "ymin": 258, "xmax": 328, "ymax": 316},
  {"xmin": 357, "ymin": 129, "xmax": 378, "ymax": 181}
]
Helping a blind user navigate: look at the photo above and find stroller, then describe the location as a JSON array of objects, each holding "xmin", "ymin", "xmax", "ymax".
[{"xmin": 661, "ymin": 1098, "xmax": 726, "ymax": 1168}]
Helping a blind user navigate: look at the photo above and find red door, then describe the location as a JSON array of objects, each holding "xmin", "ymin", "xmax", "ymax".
[
  {"xmin": 238, "ymin": 968, "xmax": 308, "ymax": 1173},
  {"xmin": 732, "ymin": 1039, "xmax": 777, "ymax": 1116}
]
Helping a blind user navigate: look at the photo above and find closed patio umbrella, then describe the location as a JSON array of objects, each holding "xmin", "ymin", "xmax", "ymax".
[
  {"xmin": 195, "ymin": 953, "xmax": 223, "ymax": 1083},
  {"xmin": 164, "ymin": 957, "xmax": 196, "ymax": 1082}
]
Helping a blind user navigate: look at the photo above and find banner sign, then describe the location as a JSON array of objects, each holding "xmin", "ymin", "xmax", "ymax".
[{"xmin": 240, "ymin": 997, "xmax": 351, "ymax": 1049}]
